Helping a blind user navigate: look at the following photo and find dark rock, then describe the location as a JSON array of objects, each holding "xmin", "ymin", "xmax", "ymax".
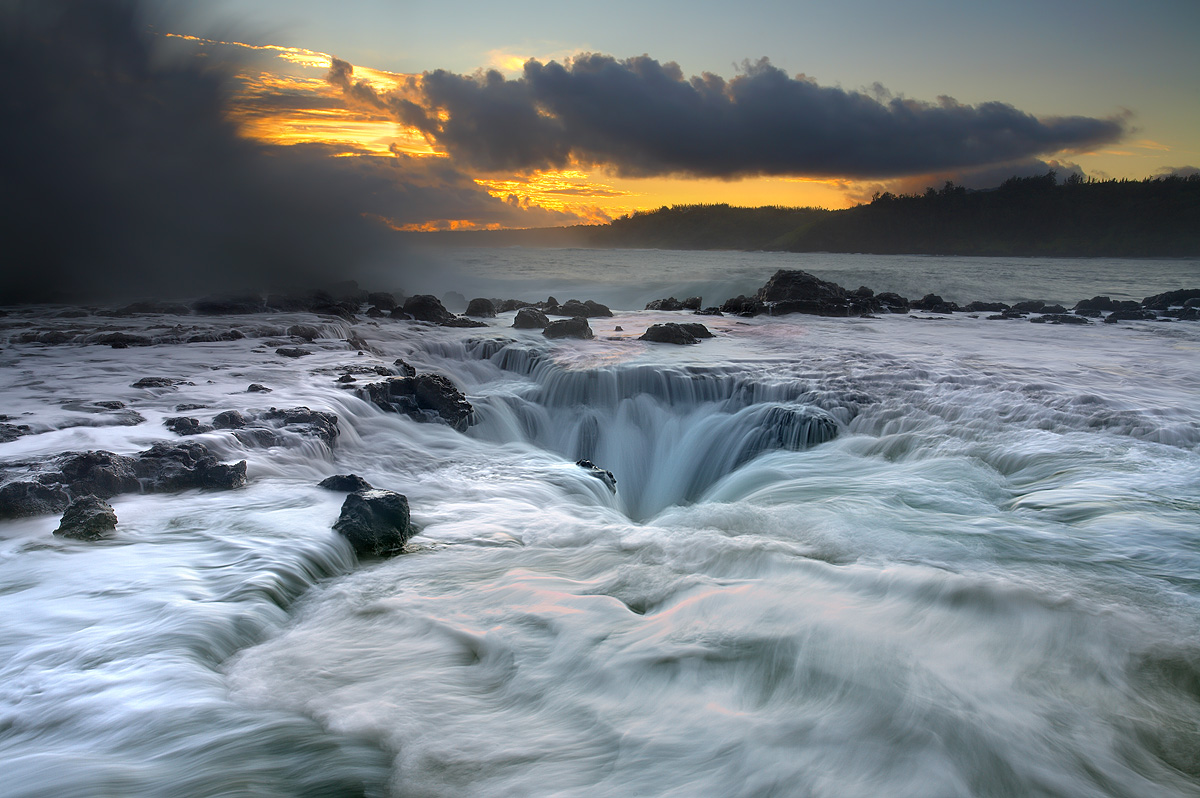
[
  {"xmin": 259, "ymin": 407, "xmax": 340, "ymax": 446},
  {"xmin": 614, "ymin": 325, "xmax": 624, "ymax": 331},
  {"xmin": 553, "ymin": 299, "xmax": 613, "ymax": 318},
  {"xmin": 365, "ymin": 306, "xmax": 385, "ymax": 318},
  {"xmin": 439, "ymin": 316, "xmax": 489, "ymax": 329},
  {"xmin": 543, "ymin": 317, "xmax": 594, "ymax": 339},
  {"xmin": 1074, "ymin": 309, "xmax": 1103, "ymax": 318},
  {"xmin": 360, "ymin": 375, "xmax": 474, "ymax": 432},
  {"xmin": 175, "ymin": 404, "xmax": 207, "ymax": 412},
  {"xmin": 1177, "ymin": 307, "xmax": 1200, "ymax": 320},
  {"xmin": 756, "ymin": 270, "xmax": 847, "ymax": 303},
  {"xmin": 1104, "ymin": 310, "xmax": 1158, "ymax": 323},
  {"xmin": 192, "ymin": 296, "xmax": 266, "ymax": 315},
  {"xmin": 1074, "ymin": 296, "xmax": 1120, "ymax": 312},
  {"xmin": 0, "ymin": 423, "xmax": 32, "ymax": 442},
  {"xmin": 57, "ymin": 451, "xmax": 140, "ymax": 498},
  {"xmin": 388, "ymin": 308, "xmax": 412, "ymax": 320},
  {"xmin": 1040, "ymin": 304, "xmax": 1067, "ymax": 315},
  {"xmin": 132, "ymin": 377, "xmax": 190, "ymax": 388},
  {"xmin": 645, "ymin": 297, "xmax": 685, "ymax": 311},
  {"xmin": 275, "ymin": 347, "xmax": 312, "ymax": 358},
  {"xmin": 287, "ymin": 324, "xmax": 321, "ymax": 341},
  {"xmin": 134, "ymin": 442, "xmax": 247, "ymax": 491},
  {"xmin": 1030, "ymin": 314, "xmax": 1090, "ymax": 325},
  {"xmin": 986, "ymin": 314, "xmax": 1017, "ymax": 320},
  {"xmin": 720, "ymin": 295, "xmax": 765, "ymax": 316},
  {"xmin": 164, "ymin": 417, "xmax": 213, "ymax": 436},
  {"xmin": 876, "ymin": 292, "xmax": 910, "ymax": 312},
  {"xmin": 403, "ymin": 294, "xmax": 453, "ymax": 323},
  {"xmin": 695, "ymin": 307, "xmax": 724, "ymax": 316},
  {"xmin": 576, "ymin": 460, "xmax": 617, "ymax": 493},
  {"xmin": 54, "ymin": 496, "xmax": 118, "ymax": 541},
  {"xmin": 465, "ymin": 298, "xmax": 497, "ymax": 318},
  {"xmin": 963, "ymin": 301, "xmax": 1009, "ymax": 313},
  {"xmin": 1185, "ymin": 298, "xmax": 1200, "ymax": 309},
  {"xmin": 442, "ymin": 291, "xmax": 468, "ymax": 312},
  {"xmin": 911, "ymin": 294, "xmax": 960, "ymax": 313},
  {"xmin": 393, "ymin": 359, "xmax": 417, "ymax": 377},
  {"xmin": 246, "ymin": 383, "xmax": 272, "ymax": 393},
  {"xmin": 852, "ymin": 286, "xmax": 874, "ymax": 298},
  {"xmin": 211, "ymin": 410, "xmax": 247, "ymax": 429},
  {"xmin": 513, "ymin": 307, "xmax": 550, "ymax": 329},
  {"xmin": 367, "ymin": 292, "xmax": 398, "ymax": 311},
  {"xmin": 1142, "ymin": 288, "xmax": 1200, "ymax": 310},
  {"xmin": 496, "ymin": 299, "xmax": 536, "ymax": 312},
  {"xmin": 333, "ymin": 489, "xmax": 415, "ymax": 557},
  {"xmin": 640, "ymin": 322, "xmax": 711, "ymax": 344},
  {"xmin": 0, "ymin": 481, "xmax": 70, "ymax": 518},
  {"xmin": 319, "ymin": 474, "xmax": 374, "ymax": 492},
  {"xmin": 682, "ymin": 296, "xmax": 702, "ymax": 310},
  {"xmin": 1010, "ymin": 300, "xmax": 1046, "ymax": 313},
  {"xmin": 337, "ymin": 374, "xmax": 356, "ymax": 383},
  {"xmin": 97, "ymin": 332, "xmax": 152, "ymax": 347},
  {"xmin": 94, "ymin": 401, "xmax": 125, "ymax": 410}
]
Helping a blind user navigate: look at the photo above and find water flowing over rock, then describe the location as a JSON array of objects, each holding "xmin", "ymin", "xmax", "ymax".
[
  {"xmin": 543, "ymin": 317, "xmax": 594, "ymax": 339},
  {"xmin": 576, "ymin": 460, "xmax": 617, "ymax": 493},
  {"xmin": 402, "ymin": 294, "xmax": 453, "ymax": 324},
  {"xmin": 164, "ymin": 417, "xmax": 213, "ymax": 436},
  {"xmin": 513, "ymin": 307, "xmax": 550, "ymax": 329},
  {"xmin": 54, "ymin": 496, "xmax": 118, "ymax": 541},
  {"xmin": 333, "ymin": 489, "xmax": 414, "ymax": 557},
  {"xmin": 360, "ymin": 375, "xmax": 474, "ymax": 431},
  {"xmin": 640, "ymin": 322, "xmax": 713, "ymax": 345},
  {"xmin": 319, "ymin": 474, "xmax": 374, "ymax": 492}
]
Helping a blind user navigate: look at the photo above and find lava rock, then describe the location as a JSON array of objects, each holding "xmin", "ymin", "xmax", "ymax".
[
  {"xmin": 164, "ymin": 417, "xmax": 213, "ymax": 436},
  {"xmin": 720, "ymin": 295, "xmax": 765, "ymax": 316},
  {"xmin": 576, "ymin": 460, "xmax": 617, "ymax": 493},
  {"xmin": 465, "ymin": 298, "xmax": 497, "ymax": 318},
  {"xmin": 57, "ymin": 451, "xmax": 140, "ymax": 498},
  {"xmin": 360, "ymin": 375, "xmax": 474, "ymax": 431},
  {"xmin": 134, "ymin": 442, "xmax": 247, "ymax": 491},
  {"xmin": 54, "ymin": 496, "xmax": 118, "ymax": 541},
  {"xmin": 211, "ymin": 410, "xmax": 247, "ymax": 429},
  {"xmin": 367, "ymin": 292, "xmax": 398, "ymax": 311},
  {"xmin": 756, "ymin": 270, "xmax": 848, "ymax": 303},
  {"xmin": 1141, "ymin": 288, "xmax": 1200, "ymax": 310},
  {"xmin": 275, "ymin": 347, "xmax": 311, "ymax": 358},
  {"xmin": 192, "ymin": 296, "xmax": 267, "ymax": 315},
  {"xmin": 963, "ymin": 301, "xmax": 1009, "ymax": 312},
  {"xmin": 259, "ymin": 407, "xmax": 340, "ymax": 446},
  {"xmin": 513, "ymin": 307, "xmax": 550, "ymax": 329},
  {"xmin": 246, "ymin": 383, "xmax": 272, "ymax": 393},
  {"xmin": 319, "ymin": 474, "xmax": 374, "ymax": 492},
  {"xmin": 287, "ymin": 324, "xmax": 321, "ymax": 341},
  {"xmin": 0, "ymin": 481, "xmax": 70, "ymax": 518},
  {"xmin": 543, "ymin": 317, "xmax": 594, "ymax": 339},
  {"xmin": 640, "ymin": 322, "xmax": 712, "ymax": 344},
  {"xmin": 403, "ymin": 294, "xmax": 453, "ymax": 323},
  {"xmin": 393, "ymin": 359, "xmax": 417, "ymax": 377},
  {"xmin": 333, "ymin": 489, "xmax": 415, "ymax": 557}
]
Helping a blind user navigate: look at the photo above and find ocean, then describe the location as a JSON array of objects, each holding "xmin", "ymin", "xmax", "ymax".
[{"xmin": 1, "ymin": 250, "xmax": 1198, "ymax": 797}]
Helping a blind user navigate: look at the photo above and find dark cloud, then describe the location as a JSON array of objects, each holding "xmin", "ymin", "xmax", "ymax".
[{"xmin": 357, "ymin": 54, "xmax": 1126, "ymax": 180}]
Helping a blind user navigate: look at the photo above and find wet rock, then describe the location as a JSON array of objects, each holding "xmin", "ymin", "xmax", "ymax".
[
  {"xmin": 1040, "ymin": 304, "xmax": 1067, "ymax": 314},
  {"xmin": 259, "ymin": 407, "xmax": 339, "ymax": 446},
  {"xmin": 876, "ymin": 292, "xmax": 910, "ymax": 313},
  {"xmin": 439, "ymin": 316, "xmax": 489, "ymax": 329},
  {"xmin": 333, "ymin": 489, "xmax": 415, "ymax": 557},
  {"xmin": 134, "ymin": 442, "xmax": 247, "ymax": 491},
  {"xmin": 1030, "ymin": 314, "xmax": 1090, "ymax": 325},
  {"xmin": 465, "ymin": 298, "xmax": 497, "ymax": 318},
  {"xmin": 682, "ymin": 296, "xmax": 702, "ymax": 310},
  {"xmin": 1142, "ymin": 288, "xmax": 1200, "ymax": 310},
  {"xmin": 337, "ymin": 374, "xmax": 356, "ymax": 383},
  {"xmin": 211, "ymin": 410, "xmax": 247, "ymax": 430},
  {"xmin": 720, "ymin": 295, "xmax": 765, "ymax": 316},
  {"xmin": 54, "ymin": 496, "xmax": 118, "ymax": 541},
  {"xmin": 1104, "ymin": 310, "xmax": 1159, "ymax": 323},
  {"xmin": 513, "ymin": 307, "xmax": 550, "ymax": 329},
  {"xmin": 174, "ymin": 404, "xmax": 207, "ymax": 412},
  {"xmin": 0, "ymin": 481, "xmax": 70, "ymax": 518},
  {"xmin": 756, "ymin": 270, "xmax": 848, "ymax": 304},
  {"xmin": 57, "ymin": 451, "xmax": 140, "ymax": 499},
  {"xmin": 287, "ymin": 324, "xmax": 321, "ymax": 341},
  {"xmin": 1074, "ymin": 296, "xmax": 1137, "ymax": 313},
  {"xmin": 0, "ymin": 423, "xmax": 32, "ymax": 443},
  {"xmin": 1009, "ymin": 300, "xmax": 1046, "ymax": 314},
  {"xmin": 695, "ymin": 307, "xmax": 724, "ymax": 316},
  {"xmin": 192, "ymin": 295, "xmax": 266, "ymax": 315},
  {"xmin": 275, "ymin": 347, "xmax": 311, "ymax": 358},
  {"xmin": 367, "ymin": 292, "xmax": 398, "ymax": 311},
  {"xmin": 402, "ymin": 294, "xmax": 453, "ymax": 323},
  {"xmin": 94, "ymin": 401, "xmax": 125, "ymax": 410},
  {"xmin": 365, "ymin": 307, "xmax": 385, "ymax": 318},
  {"xmin": 576, "ymin": 460, "xmax": 617, "ymax": 493},
  {"xmin": 963, "ymin": 301, "xmax": 1009, "ymax": 313},
  {"xmin": 164, "ymin": 417, "xmax": 213, "ymax": 436},
  {"xmin": 132, "ymin": 377, "xmax": 191, "ymax": 389},
  {"xmin": 388, "ymin": 308, "xmax": 412, "ymax": 320},
  {"xmin": 543, "ymin": 317, "xmax": 594, "ymax": 339},
  {"xmin": 496, "ymin": 299, "xmax": 537, "ymax": 312},
  {"xmin": 640, "ymin": 322, "xmax": 712, "ymax": 344},
  {"xmin": 553, "ymin": 299, "xmax": 613, "ymax": 318},
  {"xmin": 645, "ymin": 297, "xmax": 686, "ymax": 311},
  {"xmin": 911, "ymin": 294, "xmax": 959, "ymax": 313},
  {"xmin": 361, "ymin": 375, "xmax": 474, "ymax": 432},
  {"xmin": 319, "ymin": 474, "xmax": 374, "ymax": 492},
  {"xmin": 97, "ymin": 332, "xmax": 152, "ymax": 347},
  {"xmin": 393, "ymin": 359, "xmax": 417, "ymax": 377},
  {"xmin": 246, "ymin": 383, "xmax": 272, "ymax": 393}
]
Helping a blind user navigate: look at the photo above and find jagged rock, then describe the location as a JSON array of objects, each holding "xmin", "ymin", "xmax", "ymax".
[
  {"xmin": 695, "ymin": 307, "xmax": 723, "ymax": 316},
  {"xmin": 1039, "ymin": 304, "xmax": 1067, "ymax": 314},
  {"xmin": 682, "ymin": 296, "xmax": 702, "ymax": 310},
  {"xmin": 553, "ymin": 299, "xmax": 613, "ymax": 318},
  {"xmin": 54, "ymin": 496, "xmax": 117, "ymax": 541},
  {"xmin": 275, "ymin": 347, "xmax": 311, "ymax": 358},
  {"xmin": 0, "ymin": 481, "xmax": 70, "ymax": 518},
  {"xmin": 164, "ymin": 417, "xmax": 213, "ymax": 436},
  {"xmin": 1009, "ymin": 300, "xmax": 1046, "ymax": 313},
  {"xmin": 1104, "ymin": 310, "xmax": 1158, "ymax": 323},
  {"xmin": 97, "ymin": 332, "xmax": 151, "ymax": 347},
  {"xmin": 465, "ymin": 298, "xmax": 497, "ymax": 318},
  {"xmin": 1030, "ymin": 314, "xmax": 1090, "ymax": 325},
  {"xmin": 964, "ymin": 301, "xmax": 1009, "ymax": 312},
  {"xmin": 134, "ymin": 442, "xmax": 247, "ymax": 491},
  {"xmin": 367, "ymin": 292, "xmax": 398, "ymax": 311},
  {"xmin": 333, "ymin": 489, "xmax": 414, "ymax": 557},
  {"xmin": 246, "ymin": 383, "xmax": 272, "ymax": 393},
  {"xmin": 911, "ymin": 294, "xmax": 959, "ymax": 313},
  {"xmin": 192, "ymin": 296, "xmax": 266, "ymax": 315},
  {"xmin": 1142, "ymin": 288, "xmax": 1200, "ymax": 310},
  {"xmin": 756, "ymin": 270, "xmax": 848, "ymax": 303},
  {"xmin": 57, "ymin": 451, "xmax": 140, "ymax": 498},
  {"xmin": 645, "ymin": 297, "xmax": 686, "ymax": 311},
  {"xmin": 393, "ymin": 359, "xmax": 417, "ymax": 377},
  {"xmin": 0, "ymin": 423, "xmax": 32, "ymax": 442},
  {"xmin": 876, "ymin": 292, "xmax": 910, "ymax": 312},
  {"xmin": 360, "ymin": 375, "xmax": 474, "ymax": 431},
  {"xmin": 513, "ymin": 307, "xmax": 550, "ymax": 329},
  {"xmin": 211, "ymin": 410, "xmax": 247, "ymax": 429},
  {"xmin": 319, "ymin": 474, "xmax": 374, "ymax": 492},
  {"xmin": 640, "ymin": 322, "xmax": 712, "ymax": 344},
  {"xmin": 543, "ymin": 317, "xmax": 594, "ymax": 339},
  {"xmin": 439, "ymin": 316, "xmax": 489, "ymax": 328},
  {"xmin": 287, "ymin": 324, "xmax": 321, "ymax": 341},
  {"xmin": 720, "ymin": 295, "xmax": 765, "ymax": 316},
  {"xmin": 337, "ymin": 374, "xmax": 356, "ymax": 383},
  {"xmin": 576, "ymin": 460, "xmax": 617, "ymax": 493},
  {"xmin": 259, "ymin": 407, "xmax": 339, "ymax": 446},
  {"xmin": 403, "ymin": 294, "xmax": 453, "ymax": 323},
  {"xmin": 132, "ymin": 377, "xmax": 191, "ymax": 388}
]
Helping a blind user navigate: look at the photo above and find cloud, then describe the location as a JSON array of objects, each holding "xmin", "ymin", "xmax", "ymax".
[
  {"xmin": 1156, "ymin": 165, "xmax": 1199, "ymax": 178},
  {"xmin": 349, "ymin": 54, "xmax": 1127, "ymax": 180},
  {"xmin": 845, "ymin": 158, "xmax": 1088, "ymax": 204}
]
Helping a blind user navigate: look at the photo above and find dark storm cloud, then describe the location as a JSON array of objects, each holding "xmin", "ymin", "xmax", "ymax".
[
  {"xmin": 368, "ymin": 54, "xmax": 1126, "ymax": 179},
  {"xmin": 0, "ymin": 0, "xmax": 399, "ymax": 303}
]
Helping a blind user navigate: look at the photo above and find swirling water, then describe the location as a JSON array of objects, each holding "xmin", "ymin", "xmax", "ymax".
[{"xmin": 1, "ymin": 252, "xmax": 1198, "ymax": 797}]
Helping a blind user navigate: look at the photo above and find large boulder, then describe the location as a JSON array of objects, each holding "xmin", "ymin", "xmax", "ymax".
[
  {"xmin": 645, "ymin": 297, "xmax": 685, "ymax": 311},
  {"xmin": 464, "ymin": 298, "xmax": 497, "ymax": 318},
  {"xmin": 720, "ymin": 295, "xmax": 765, "ymax": 316},
  {"xmin": 552, "ymin": 299, "xmax": 613, "ymax": 318},
  {"xmin": 543, "ymin": 317, "xmax": 594, "ymax": 339},
  {"xmin": 367, "ymin": 292, "xmax": 398, "ymax": 311},
  {"xmin": 54, "ymin": 496, "xmax": 118, "ymax": 541},
  {"xmin": 0, "ymin": 481, "xmax": 70, "ymax": 518},
  {"xmin": 333, "ymin": 489, "xmax": 415, "ymax": 557},
  {"xmin": 513, "ymin": 307, "xmax": 550, "ymax": 329},
  {"xmin": 319, "ymin": 474, "xmax": 374, "ymax": 492},
  {"xmin": 1141, "ymin": 288, "xmax": 1200, "ymax": 310},
  {"xmin": 639, "ymin": 322, "xmax": 712, "ymax": 344},
  {"xmin": 134, "ymin": 442, "xmax": 248, "ymax": 491},
  {"xmin": 57, "ymin": 451, "xmax": 140, "ymax": 499},
  {"xmin": 360, "ymin": 375, "xmax": 474, "ymax": 431},
  {"xmin": 259, "ymin": 407, "xmax": 340, "ymax": 446},
  {"xmin": 402, "ymin": 294, "xmax": 453, "ymax": 323},
  {"xmin": 755, "ymin": 270, "xmax": 847, "ymax": 303}
]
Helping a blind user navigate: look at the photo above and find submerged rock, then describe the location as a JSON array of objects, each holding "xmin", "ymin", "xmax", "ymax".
[
  {"xmin": 333, "ymin": 489, "xmax": 414, "ymax": 557},
  {"xmin": 543, "ymin": 317, "xmax": 594, "ymax": 339},
  {"xmin": 246, "ymin": 383, "xmax": 272, "ymax": 393},
  {"xmin": 54, "ymin": 496, "xmax": 118, "ymax": 541},
  {"xmin": 319, "ymin": 474, "xmax": 374, "ymax": 492},
  {"xmin": 576, "ymin": 460, "xmax": 617, "ymax": 493},
  {"xmin": 275, "ymin": 347, "xmax": 311, "ymax": 358},
  {"xmin": 258, "ymin": 407, "xmax": 339, "ymax": 446}
]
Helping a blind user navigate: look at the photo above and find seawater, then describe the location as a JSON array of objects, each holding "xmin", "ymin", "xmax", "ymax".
[{"xmin": 0, "ymin": 251, "xmax": 1198, "ymax": 797}]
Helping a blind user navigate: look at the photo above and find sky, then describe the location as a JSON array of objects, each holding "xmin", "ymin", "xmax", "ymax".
[
  {"xmin": 1, "ymin": 0, "xmax": 1197, "ymax": 300},
  {"xmin": 149, "ymin": 0, "xmax": 1199, "ymax": 228}
]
